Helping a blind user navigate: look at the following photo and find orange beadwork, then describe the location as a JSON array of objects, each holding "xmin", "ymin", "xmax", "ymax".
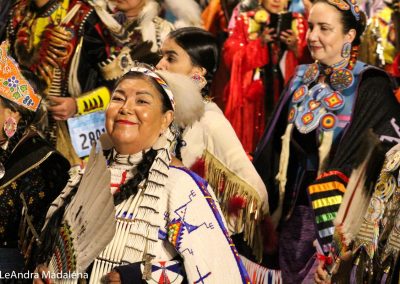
[{"xmin": 0, "ymin": 41, "xmax": 41, "ymax": 111}]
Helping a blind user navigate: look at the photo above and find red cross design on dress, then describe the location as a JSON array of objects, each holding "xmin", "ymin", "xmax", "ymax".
[{"xmin": 110, "ymin": 170, "xmax": 128, "ymax": 193}]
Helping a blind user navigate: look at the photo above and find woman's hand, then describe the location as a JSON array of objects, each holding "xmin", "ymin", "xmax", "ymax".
[
  {"xmin": 314, "ymin": 249, "xmax": 350, "ymax": 284},
  {"xmin": 33, "ymin": 264, "xmax": 53, "ymax": 284},
  {"xmin": 314, "ymin": 260, "xmax": 331, "ymax": 284},
  {"xmin": 261, "ymin": 27, "xmax": 277, "ymax": 44},
  {"xmin": 48, "ymin": 96, "xmax": 77, "ymax": 120},
  {"xmin": 106, "ymin": 270, "xmax": 121, "ymax": 283},
  {"xmin": 280, "ymin": 30, "xmax": 299, "ymax": 54}
]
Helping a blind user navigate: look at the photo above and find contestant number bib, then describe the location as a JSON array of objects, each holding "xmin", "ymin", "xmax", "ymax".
[{"xmin": 67, "ymin": 111, "xmax": 106, "ymax": 157}]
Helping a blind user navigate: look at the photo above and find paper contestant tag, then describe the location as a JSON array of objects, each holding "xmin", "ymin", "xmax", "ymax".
[{"xmin": 67, "ymin": 111, "xmax": 106, "ymax": 157}]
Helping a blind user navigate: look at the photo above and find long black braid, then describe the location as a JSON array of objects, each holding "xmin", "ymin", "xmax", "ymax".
[
  {"xmin": 36, "ymin": 70, "xmax": 173, "ymax": 261},
  {"xmin": 108, "ymin": 70, "xmax": 173, "ymax": 205},
  {"xmin": 201, "ymin": 72, "xmax": 214, "ymax": 98},
  {"xmin": 172, "ymin": 125, "xmax": 185, "ymax": 161},
  {"xmin": 113, "ymin": 148, "xmax": 158, "ymax": 205}
]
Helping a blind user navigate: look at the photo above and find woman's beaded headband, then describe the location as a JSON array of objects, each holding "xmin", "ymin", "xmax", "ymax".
[
  {"xmin": 327, "ymin": 0, "xmax": 361, "ymax": 20},
  {"xmin": 128, "ymin": 65, "xmax": 176, "ymax": 111},
  {"xmin": 0, "ymin": 41, "xmax": 41, "ymax": 111}
]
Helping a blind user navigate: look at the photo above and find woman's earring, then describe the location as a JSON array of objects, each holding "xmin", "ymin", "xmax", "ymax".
[
  {"xmin": 341, "ymin": 42, "xmax": 352, "ymax": 58},
  {"xmin": 3, "ymin": 116, "xmax": 17, "ymax": 139},
  {"xmin": 191, "ymin": 73, "xmax": 207, "ymax": 90}
]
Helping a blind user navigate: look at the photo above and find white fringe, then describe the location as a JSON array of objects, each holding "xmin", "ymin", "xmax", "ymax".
[
  {"xmin": 89, "ymin": 128, "xmax": 174, "ymax": 280},
  {"xmin": 272, "ymin": 123, "xmax": 294, "ymax": 228},
  {"xmin": 68, "ymin": 37, "xmax": 83, "ymax": 97},
  {"xmin": 240, "ymin": 255, "xmax": 282, "ymax": 284},
  {"xmin": 318, "ymin": 131, "xmax": 334, "ymax": 175}
]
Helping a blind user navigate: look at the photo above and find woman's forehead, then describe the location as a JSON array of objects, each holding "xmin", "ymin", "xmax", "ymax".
[
  {"xmin": 309, "ymin": 2, "xmax": 342, "ymax": 23},
  {"xmin": 116, "ymin": 77, "xmax": 159, "ymax": 95},
  {"xmin": 118, "ymin": 77, "xmax": 152, "ymax": 88},
  {"xmin": 162, "ymin": 38, "xmax": 189, "ymax": 57}
]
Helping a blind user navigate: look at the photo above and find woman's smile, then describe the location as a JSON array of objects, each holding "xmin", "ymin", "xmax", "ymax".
[
  {"xmin": 115, "ymin": 119, "xmax": 138, "ymax": 125},
  {"xmin": 309, "ymin": 45, "xmax": 323, "ymax": 51}
]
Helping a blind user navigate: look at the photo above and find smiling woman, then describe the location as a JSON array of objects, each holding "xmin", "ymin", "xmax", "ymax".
[
  {"xmin": 253, "ymin": 0, "xmax": 400, "ymax": 282},
  {"xmin": 34, "ymin": 66, "xmax": 251, "ymax": 284},
  {"xmin": 106, "ymin": 75, "xmax": 174, "ymax": 155}
]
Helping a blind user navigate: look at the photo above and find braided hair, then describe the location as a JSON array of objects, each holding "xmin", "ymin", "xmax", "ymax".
[
  {"xmin": 36, "ymin": 70, "xmax": 175, "ymax": 262},
  {"xmin": 111, "ymin": 71, "xmax": 174, "ymax": 205}
]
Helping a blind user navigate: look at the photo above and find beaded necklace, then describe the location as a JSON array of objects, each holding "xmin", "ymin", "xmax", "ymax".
[{"xmin": 288, "ymin": 56, "xmax": 356, "ymax": 134}]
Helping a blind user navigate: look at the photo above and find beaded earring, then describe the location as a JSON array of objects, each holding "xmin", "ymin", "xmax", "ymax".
[
  {"xmin": 191, "ymin": 73, "xmax": 207, "ymax": 90},
  {"xmin": 341, "ymin": 42, "xmax": 352, "ymax": 58},
  {"xmin": 3, "ymin": 116, "xmax": 17, "ymax": 139}
]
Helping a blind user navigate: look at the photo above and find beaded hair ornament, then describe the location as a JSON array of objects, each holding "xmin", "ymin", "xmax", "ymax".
[
  {"xmin": 128, "ymin": 65, "xmax": 176, "ymax": 111},
  {"xmin": 0, "ymin": 41, "xmax": 41, "ymax": 111},
  {"xmin": 327, "ymin": 0, "xmax": 361, "ymax": 20}
]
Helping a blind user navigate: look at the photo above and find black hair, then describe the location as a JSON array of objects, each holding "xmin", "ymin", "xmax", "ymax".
[
  {"xmin": 313, "ymin": 0, "xmax": 367, "ymax": 45},
  {"xmin": 37, "ymin": 70, "xmax": 174, "ymax": 263},
  {"xmin": 112, "ymin": 70, "xmax": 173, "ymax": 204},
  {"xmin": 113, "ymin": 148, "xmax": 158, "ymax": 205},
  {"xmin": 167, "ymin": 27, "xmax": 219, "ymax": 97},
  {"xmin": 114, "ymin": 70, "xmax": 173, "ymax": 112}
]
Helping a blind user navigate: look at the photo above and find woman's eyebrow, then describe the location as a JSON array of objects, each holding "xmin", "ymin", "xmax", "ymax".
[
  {"xmin": 164, "ymin": 50, "xmax": 178, "ymax": 56},
  {"xmin": 308, "ymin": 21, "xmax": 332, "ymax": 26},
  {"xmin": 136, "ymin": 91, "xmax": 154, "ymax": 97},
  {"xmin": 113, "ymin": 89, "xmax": 125, "ymax": 95}
]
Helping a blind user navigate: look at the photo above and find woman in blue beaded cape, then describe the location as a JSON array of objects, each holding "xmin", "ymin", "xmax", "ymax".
[{"xmin": 252, "ymin": 0, "xmax": 400, "ymax": 282}]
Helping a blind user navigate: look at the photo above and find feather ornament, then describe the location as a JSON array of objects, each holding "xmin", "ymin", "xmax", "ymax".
[
  {"xmin": 162, "ymin": 0, "xmax": 202, "ymax": 27},
  {"xmin": 49, "ymin": 146, "xmax": 116, "ymax": 274},
  {"xmin": 328, "ymin": 130, "xmax": 385, "ymax": 274},
  {"xmin": 156, "ymin": 71, "xmax": 205, "ymax": 128},
  {"xmin": 88, "ymin": 0, "xmax": 123, "ymax": 35},
  {"xmin": 228, "ymin": 195, "xmax": 247, "ymax": 216}
]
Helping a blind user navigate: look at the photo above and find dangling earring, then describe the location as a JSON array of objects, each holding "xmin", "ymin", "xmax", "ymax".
[
  {"xmin": 341, "ymin": 42, "xmax": 352, "ymax": 58},
  {"xmin": 191, "ymin": 73, "xmax": 207, "ymax": 90},
  {"xmin": 3, "ymin": 116, "xmax": 17, "ymax": 139}
]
